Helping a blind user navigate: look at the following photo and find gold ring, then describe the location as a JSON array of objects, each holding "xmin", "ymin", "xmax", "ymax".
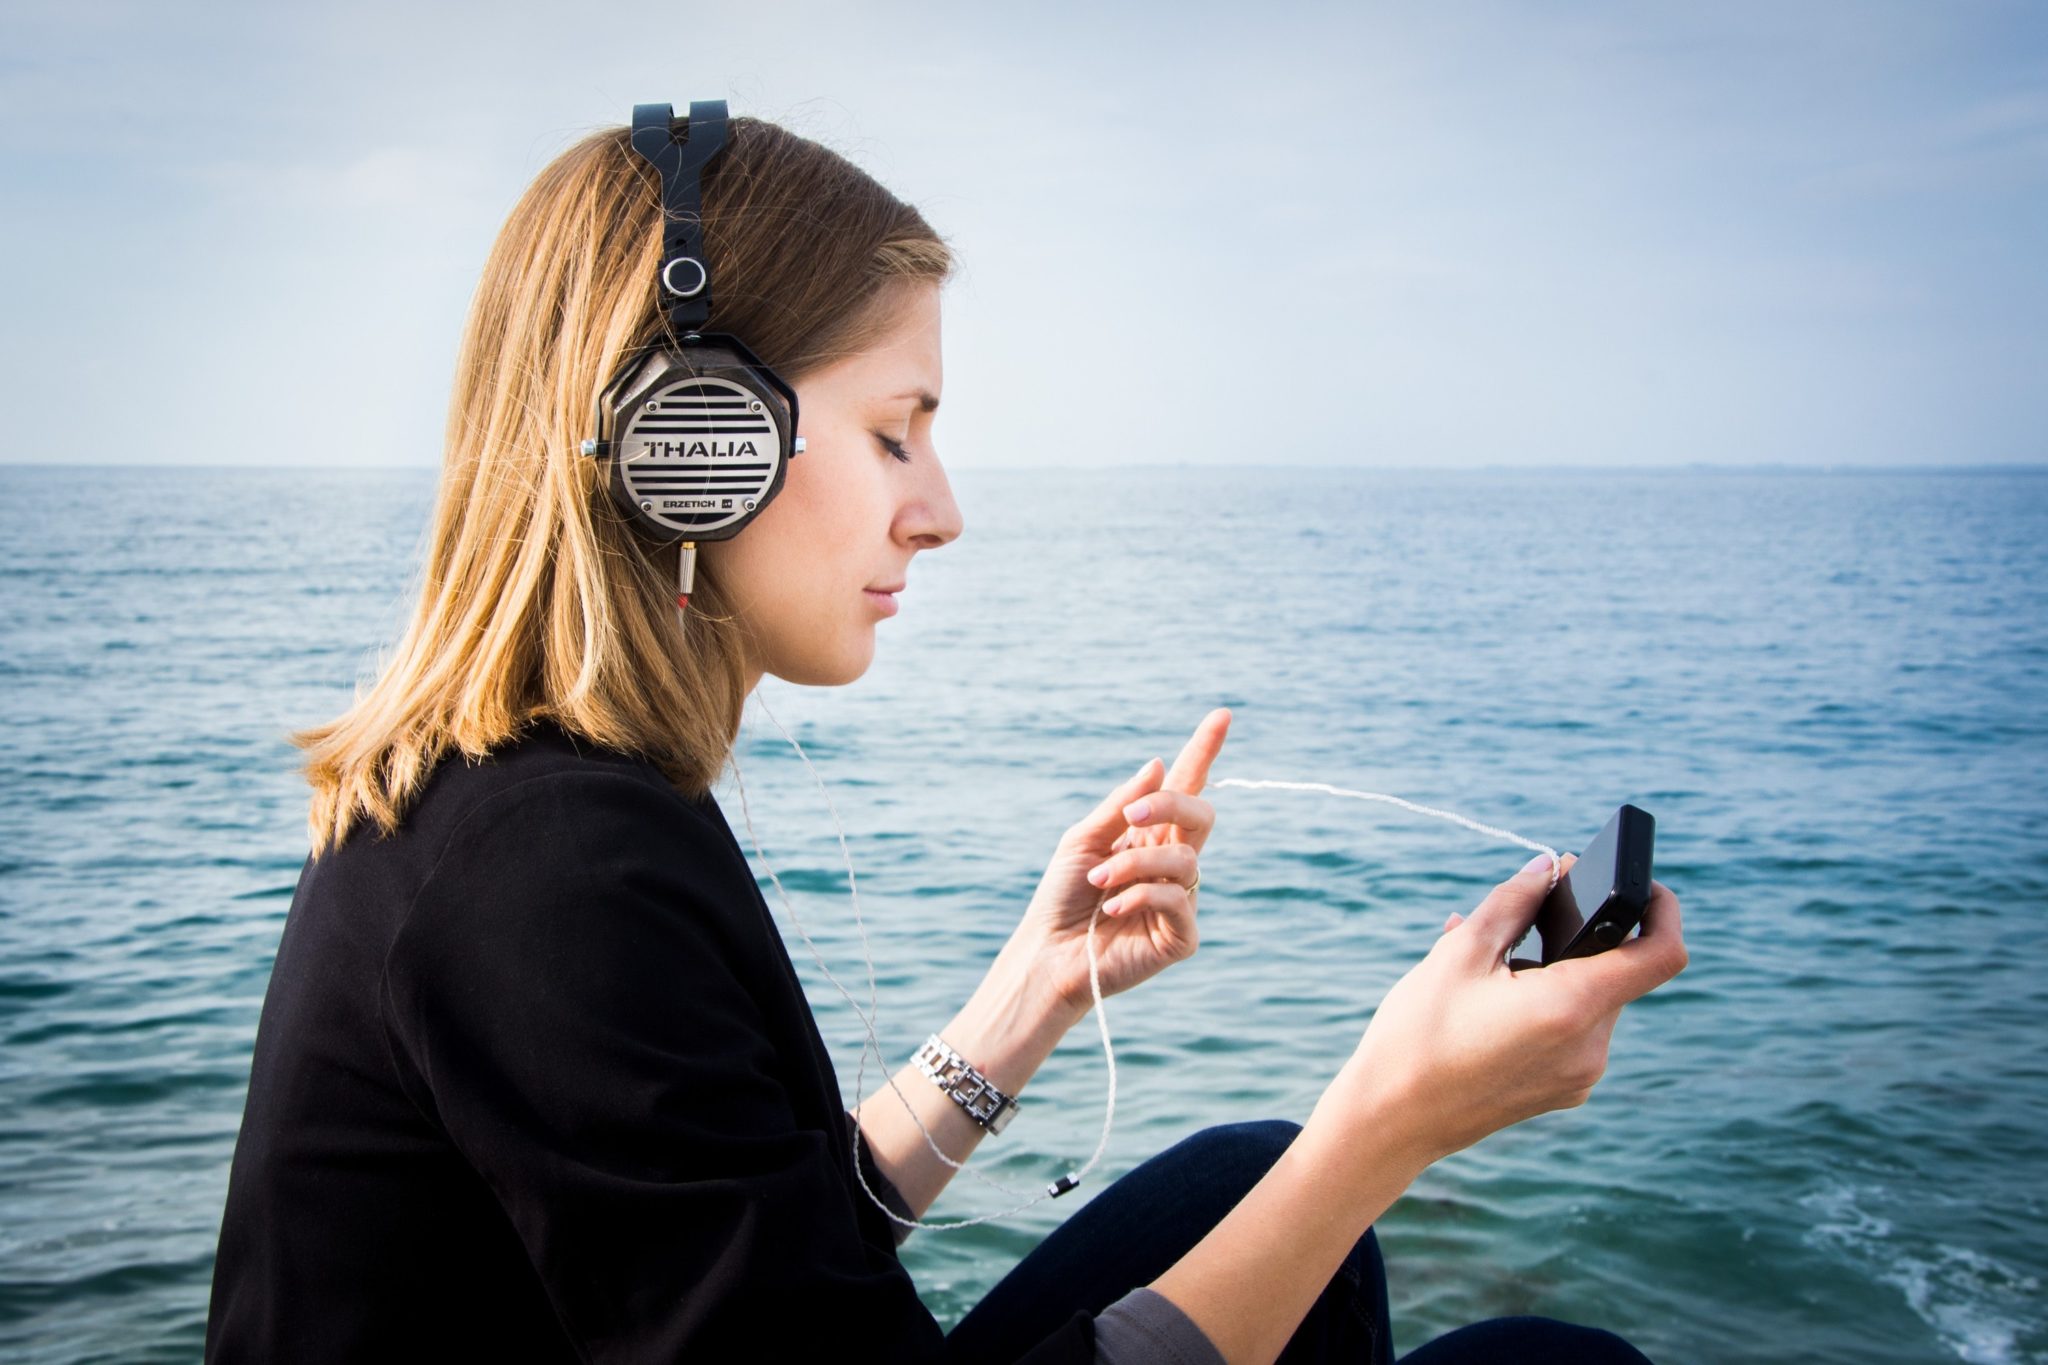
[{"xmin": 1187, "ymin": 867, "xmax": 1201, "ymax": 895}]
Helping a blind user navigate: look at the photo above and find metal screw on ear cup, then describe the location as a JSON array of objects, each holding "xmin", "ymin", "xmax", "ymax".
[{"xmin": 580, "ymin": 439, "xmax": 598, "ymax": 456}]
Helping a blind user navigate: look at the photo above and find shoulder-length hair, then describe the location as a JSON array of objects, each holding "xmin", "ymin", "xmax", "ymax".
[{"xmin": 295, "ymin": 115, "xmax": 954, "ymax": 856}]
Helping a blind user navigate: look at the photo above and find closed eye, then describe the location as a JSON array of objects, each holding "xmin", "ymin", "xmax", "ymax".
[{"xmin": 875, "ymin": 433, "xmax": 911, "ymax": 464}]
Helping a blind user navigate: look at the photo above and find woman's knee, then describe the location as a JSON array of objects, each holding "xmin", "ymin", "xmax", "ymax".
[
  {"xmin": 1150, "ymin": 1118, "xmax": 1307, "ymax": 1208},
  {"xmin": 1172, "ymin": 1117, "xmax": 1303, "ymax": 1169}
]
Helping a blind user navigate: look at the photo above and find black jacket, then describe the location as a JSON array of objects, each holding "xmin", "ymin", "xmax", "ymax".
[{"xmin": 206, "ymin": 720, "xmax": 1094, "ymax": 1362}]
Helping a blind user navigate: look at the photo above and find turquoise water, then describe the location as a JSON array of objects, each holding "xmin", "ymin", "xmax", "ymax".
[{"xmin": 2, "ymin": 464, "xmax": 2044, "ymax": 1363}]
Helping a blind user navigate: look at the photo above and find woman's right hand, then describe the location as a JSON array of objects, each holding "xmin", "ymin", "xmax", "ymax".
[{"xmin": 1306, "ymin": 851, "xmax": 1688, "ymax": 1169}]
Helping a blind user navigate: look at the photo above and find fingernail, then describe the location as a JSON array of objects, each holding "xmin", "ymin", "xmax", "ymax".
[
  {"xmin": 1087, "ymin": 864, "xmax": 1109, "ymax": 886},
  {"xmin": 1101, "ymin": 896, "xmax": 1122, "ymax": 915},
  {"xmin": 1132, "ymin": 758, "xmax": 1154, "ymax": 781},
  {"xmin": 1523, "ymin": 852, "xmax": 1552, "ymax": 873},
  {"xmin": 1123, "ymin": 799, "xmax": 1151, "ymax": 824}
]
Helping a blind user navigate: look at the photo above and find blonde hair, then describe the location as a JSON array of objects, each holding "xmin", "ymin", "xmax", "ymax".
[{"xmin": 295, "ymin": 115, "xmax": 955, "ymax": 856}]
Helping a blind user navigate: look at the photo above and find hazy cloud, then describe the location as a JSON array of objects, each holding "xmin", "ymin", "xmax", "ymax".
[{"xmin": 1, "ymin": 0, "xmax": 2042, "ymax": 468}]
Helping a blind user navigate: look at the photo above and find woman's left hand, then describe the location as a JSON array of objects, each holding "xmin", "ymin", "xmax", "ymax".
[{"xmin": 1012, "ymin": 708, "xmax": 1232, "ymax": 1023}]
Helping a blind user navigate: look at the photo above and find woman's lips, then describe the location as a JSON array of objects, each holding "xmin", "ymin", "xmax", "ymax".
[{"xmin": 863, "ymin": 588, "xmax": 900, "ymax": 616}]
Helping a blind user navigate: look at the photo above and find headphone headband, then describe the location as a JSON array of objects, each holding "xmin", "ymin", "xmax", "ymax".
[{"xmin": 630, "ymin": 100, "xmax": 729, "ymax": 332}]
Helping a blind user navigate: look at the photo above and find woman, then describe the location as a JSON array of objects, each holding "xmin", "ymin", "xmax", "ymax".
[{"xmin": 205, "ymin": 110, "xmax": 1686, "ymax": 1364}]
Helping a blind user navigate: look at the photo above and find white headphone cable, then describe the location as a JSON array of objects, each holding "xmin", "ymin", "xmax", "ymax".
[
  {"xmin": 725, "ymin": 696, "xmax": 1562, "ymax": 1234},
  {"xmin": 729, "ymin": 692, "xmax": 1113, "ymax": 1231}
]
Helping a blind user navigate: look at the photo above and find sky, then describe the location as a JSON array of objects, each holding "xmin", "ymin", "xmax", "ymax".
[{"xmin": 1, "ymin": 0, "xmax": 2043, "ymax": 469}]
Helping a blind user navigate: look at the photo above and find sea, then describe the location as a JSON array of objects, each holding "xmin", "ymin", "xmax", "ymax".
[{"xmin": 1, "ymin": 463, "xmax": 2044, "ymax": 1364}]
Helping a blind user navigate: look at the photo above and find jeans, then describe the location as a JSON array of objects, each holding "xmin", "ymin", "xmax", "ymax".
[{"xmin": 944, "ymin": 1119, "xmax": 1653, "ymax": 1364}]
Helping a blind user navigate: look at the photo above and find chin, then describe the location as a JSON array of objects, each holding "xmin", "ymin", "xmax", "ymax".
[{"xmin": 773, "ymin": 634, "xmax": 876, "ymax": 687}]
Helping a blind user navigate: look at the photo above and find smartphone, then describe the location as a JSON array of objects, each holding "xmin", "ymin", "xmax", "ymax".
[{"xmin": 1515, "ymin": 804, "xmax": 1656, "ymax": 967}]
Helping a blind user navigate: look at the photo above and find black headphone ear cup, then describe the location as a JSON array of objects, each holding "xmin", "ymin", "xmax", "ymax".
[{"xmin": 595, "ymin": 339, "xmax": 796, "ymax": 544}]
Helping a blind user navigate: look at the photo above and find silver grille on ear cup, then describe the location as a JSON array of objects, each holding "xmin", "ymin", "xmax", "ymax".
[{"xmin": 615, "ymin": 374, "xmax": 786, "ymax": 537}]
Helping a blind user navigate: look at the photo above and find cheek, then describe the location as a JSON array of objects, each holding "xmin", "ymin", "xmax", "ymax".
[
  {"xmin": 777, "ymin": 448, "xmax": 882, "ymax": 577},
  {"xmin": 713, "ymin": 475, "xmax": 855, "ymax": 622}
]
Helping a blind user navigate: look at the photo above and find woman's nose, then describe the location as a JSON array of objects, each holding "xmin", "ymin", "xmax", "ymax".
[{"xmin": 905, "ymin": 452, "xmax": 964, "ymax": 549}]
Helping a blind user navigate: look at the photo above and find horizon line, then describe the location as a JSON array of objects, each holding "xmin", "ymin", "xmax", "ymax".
[{"xmin": 2, "ymin": 460, "xmax": 2045, "ymax": 475}]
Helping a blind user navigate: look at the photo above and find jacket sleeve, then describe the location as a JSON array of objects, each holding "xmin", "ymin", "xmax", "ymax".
[
  {"xmin": 378, "ymin": 771, "xmax": 992, "ymax": 1361},
  {"xmin": 1092, "ymin": 1288, "xmax": 1227, "ymax": 1365}
]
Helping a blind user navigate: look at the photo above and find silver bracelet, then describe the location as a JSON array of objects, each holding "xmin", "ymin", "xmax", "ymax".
[{"xmin": 911, "ymin": 1033, "xmax": 1020, "ymax": 1135}]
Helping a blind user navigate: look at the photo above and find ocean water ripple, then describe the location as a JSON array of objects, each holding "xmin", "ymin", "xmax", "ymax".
[{"xmin": 1, "ymin": 465, "xmax": 2045, "ymax": 1363}]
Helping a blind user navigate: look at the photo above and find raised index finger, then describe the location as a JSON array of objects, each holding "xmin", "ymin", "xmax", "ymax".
[{"xmin": 1164, "ymin": 708, "xmax": 1233, "ymax": 796}]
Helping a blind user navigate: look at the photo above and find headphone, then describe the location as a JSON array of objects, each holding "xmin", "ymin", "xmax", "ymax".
[{"xmin": 580, "ymin": 100, "xmax": 804, "ymax": 611}]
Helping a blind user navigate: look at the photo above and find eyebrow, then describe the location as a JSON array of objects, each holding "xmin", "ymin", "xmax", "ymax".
[{"xmin": 888, "ymin": 389, "xmax": 941, "ymax": 413}]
